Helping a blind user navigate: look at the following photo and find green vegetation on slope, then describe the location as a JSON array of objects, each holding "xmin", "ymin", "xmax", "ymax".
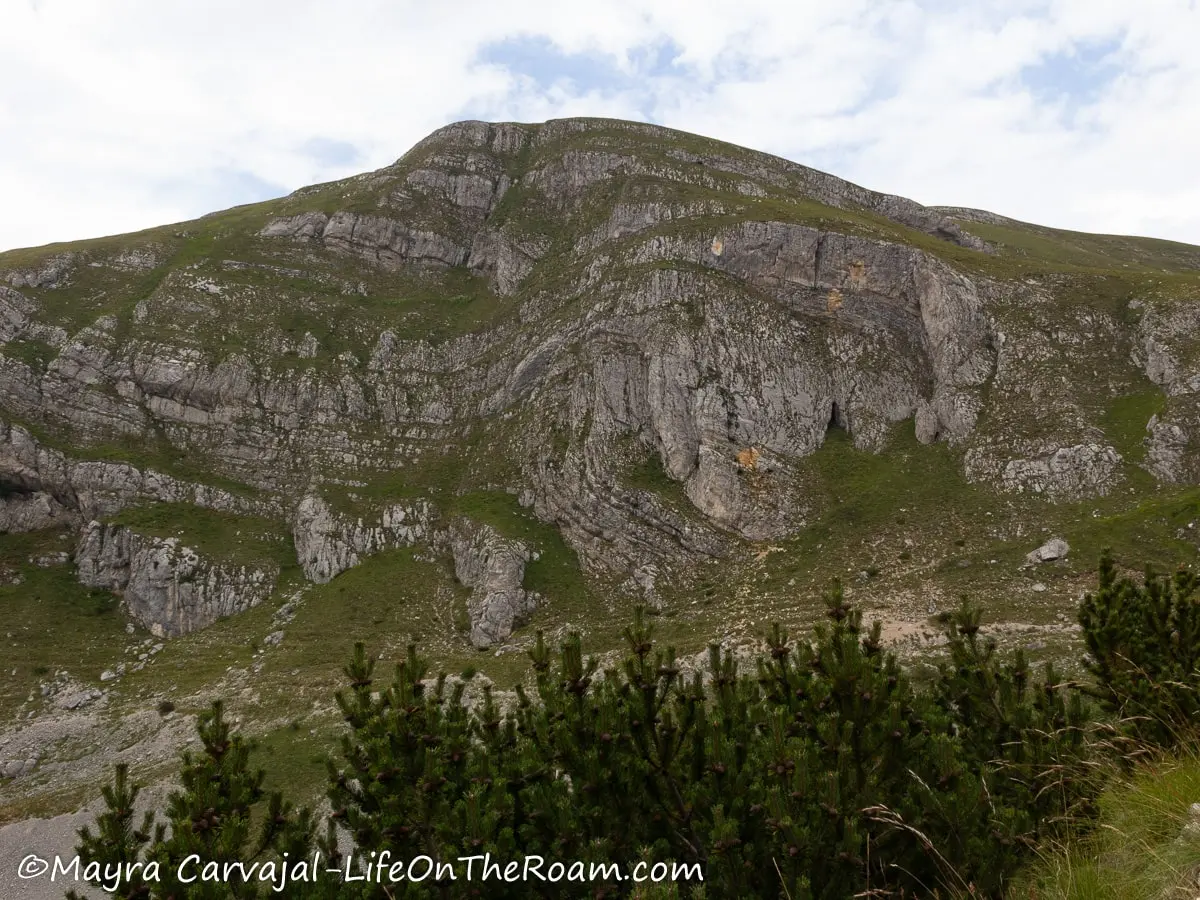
[
  {"xmin": 65, "ymin": 547, "xmax": 1200, "ymax": 900},
  {"xmin": 107, "ymin": 503, "xmax": 295, "ymax": 570},
  {"xmin": 0, "ymin": 530, "xmax": 128, "ymax": 719},
  {"xmin": 1011, "ymin": 751, "xmax": 1200, "ymax": 899},
  {"xmin": 1102, "ymin": 387, "xmax": 1166, "ymax": 464},
  {"xmin": 449, "ymin": 490, "xmax": 590, "ymax": 601},
  {"xmin": 956, "ymin": 217, "xmax": 1200, "ymax": 274}
]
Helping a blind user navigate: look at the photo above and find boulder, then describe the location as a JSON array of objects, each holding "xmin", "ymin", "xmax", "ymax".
[{"xmin": 1026, "ymin": 538, "xmax": 1069, "ymax": 565}]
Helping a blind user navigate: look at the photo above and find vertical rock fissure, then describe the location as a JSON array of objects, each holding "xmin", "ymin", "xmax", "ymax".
[
  {"xmin": 828, "ymin": 400, "xmax": 844, "ymax": 432},
  {"xmin": 812, "ymin": 231, "xmax": 827, "ymax": 288}
]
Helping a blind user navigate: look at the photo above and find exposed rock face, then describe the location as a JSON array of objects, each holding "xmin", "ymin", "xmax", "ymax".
[
  {"xmin": 3, "ymin": 254, "xmax": 75, "ymax": 290},
  {"xmin": 622, "ymin": 563, "xmax": 664, "ymax": 610},
  {"xmin": 1132, "ymin": 300, "xmax": 1200, "ymax": 483},
  {"xmin": 0, "ymin": 422, "xmax": 276, "ymax": 520},
  {"xmin": 642, "ymin": 221, "xmax": 993, "ymax": 454},
  {"xmin": 0, "ymin": 286, "xmax": 39, "ymax": 342},
  {"xmin": 1, "ymin": 114, "xmax": 1198, "ymax": 637},
  {"xmin": 0, "ymin": 287, "xmax": 70, "ymax": 350},
  {"xmin": 1134, "ymin": 302, "xmax": 1200, "ymax": 397},
  {"xmin": 291, "ymin": 494, "xmax": 433, "ymax": 583},
  {"xmin": 74, "ymin": 521, "xmax": 278, "ymax": 637},
  {"xmin": 263, "ymin": 212, "xmax": 471, "ymax": 269},
  {"xmin": 965, "ymin": 444, "xmax": 1124, "ymax": 501},
  {"xmin": 0, "ymin": 489, "xmax": 75, "ymax": 532},
  {"xmin": 466, "ymin": 228, "xmax": 547, "ymax": 296},
  {"xmin": 1146, "ymin": 414, "xmax": 1190, "ymax": 482},
  {"xmin": 505, "ymin": 222, "xmax": 995, "ymax": 560},
  {"xmin": 446, "ymin": 518, "xmax": 537, "ymax": 649}
]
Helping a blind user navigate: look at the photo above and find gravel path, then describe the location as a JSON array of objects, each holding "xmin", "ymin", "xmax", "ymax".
[
  {"xmin": 1, "ymin": 782, "xmax": 171, "ymax": 900},
  {"xmin": 0, "ymin": 805, "xmax": 104, "ymax": 899}
]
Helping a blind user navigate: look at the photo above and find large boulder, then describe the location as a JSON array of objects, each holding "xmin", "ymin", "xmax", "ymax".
[{"xmin": 1025, "ymin": 537, "xmax": 1070, "ymax": 565}]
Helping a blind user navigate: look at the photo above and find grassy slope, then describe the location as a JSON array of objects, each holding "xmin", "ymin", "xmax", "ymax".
[
  {"xmin": 106, "ymin": 503, "xmax": 295, "ymax": 569},
  {"xmin": 1010, "ymin": 747, "xmax": 1200, "ymax": 899},
  {"xmin": 0, "ymin": 530, "xmax": 127, "ymax": 718},
  {"xmin": 0, "ymin": 504, "xmax": 299, "ymax": 727}
]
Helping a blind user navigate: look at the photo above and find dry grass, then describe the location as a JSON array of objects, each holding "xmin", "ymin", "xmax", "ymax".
[{"xmin": 1004, "ymin": 736, "xmax": 1200, "ymax": 900}]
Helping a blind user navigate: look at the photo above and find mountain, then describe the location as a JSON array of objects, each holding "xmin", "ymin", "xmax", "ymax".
[{"xmin": 3, "ymin": 117, "xmax": 1200, "ymax": 822}]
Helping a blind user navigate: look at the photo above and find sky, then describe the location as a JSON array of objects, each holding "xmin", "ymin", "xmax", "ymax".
[{"xmin": 1, "ymin": 0, "xmax": 1199, "ymax": 253}]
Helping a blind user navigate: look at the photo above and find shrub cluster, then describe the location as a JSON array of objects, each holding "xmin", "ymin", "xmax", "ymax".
[
  {"xmin": 69, "ymin": 552, "xmax": 1200, "ymax": 899},
  {"xmin": 1079, "ymin": 551, "xmax": 1200, "ymax": 750}
]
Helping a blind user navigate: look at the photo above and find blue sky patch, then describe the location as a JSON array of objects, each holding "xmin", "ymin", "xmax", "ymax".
[
  {"xmin": 1020, "ymin": 36, "xmax": 1124, "ymax": 112},
  {"xmin": 299, "ymin": 137, "xmax": 363, "ymax": 169},
  {"xmin": 476, "ymin": 35, "xmax": 686, "ymax": 94}
]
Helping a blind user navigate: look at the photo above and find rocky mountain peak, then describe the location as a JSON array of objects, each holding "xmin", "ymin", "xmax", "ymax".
[{"xmin": 1, "ymin": 115, "xmax": 1198, "ymax": 651}]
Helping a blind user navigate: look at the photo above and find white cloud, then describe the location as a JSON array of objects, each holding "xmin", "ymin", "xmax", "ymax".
[{"xmin": 1, "ymin": 0, "xmax": 1198, "ymax": 251}]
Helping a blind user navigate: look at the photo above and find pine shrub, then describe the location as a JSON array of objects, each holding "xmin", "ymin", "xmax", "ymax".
[{"xmin": 77, "ymin": 550, "xmax": 1200, "ymax": 899}]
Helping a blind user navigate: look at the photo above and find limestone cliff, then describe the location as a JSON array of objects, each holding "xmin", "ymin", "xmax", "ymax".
[
  {"xmin": 2, "ymin": 115, "xmax": 1198, "ymax": 643},
  {"xmin": 74, "ymin": 521, "xmax": 278, "ymax": 637}
]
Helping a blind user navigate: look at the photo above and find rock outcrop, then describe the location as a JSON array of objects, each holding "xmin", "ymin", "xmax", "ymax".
[
  {"xmin": 262, "ymin": 212, "xmax": 471, "ymax": 269},
  {"xmin": 446, "ymin": 518, "xmax": 537, "ymax": 649},
  {"xmin": 291, "ymin": 493, "xmax": 433, "ymax": 583},
  {"xmin": 999, "ymin": 445, "xmax": 1122, "ymax": 500},
  {"xmin": 0, "ymin": 489, "xmax": 75, "ymax": 532},
  {"xmin": 502, "ymin": 222, "xmax": 995, "ymax": 561},
  {"xmin": 0, "ymin": 421, "xmax": 276, "ymax": 520},
  {"xmin": 1026, "ymin": 537, "xmax": 1070, "ymax": 565},
  {"xmin": 1132, "ymin": 299, "xmax": 1200, "ymax": 483},
  {"xmin": 74, "ymin": 521, "xmax": 278, "ymax": 636}
]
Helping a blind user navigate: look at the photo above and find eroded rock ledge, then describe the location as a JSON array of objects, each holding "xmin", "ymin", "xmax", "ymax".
[
  {"xmin": 74, "ymin": 521, "xmax": 278, "ymax": 637},
  {"xmin": 444, "ymin": 517, "xmax": 538, "ymax": 649},
  {"xmin": 291, "ymin": 493, "xmax": 434, "ymax": 583}
]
